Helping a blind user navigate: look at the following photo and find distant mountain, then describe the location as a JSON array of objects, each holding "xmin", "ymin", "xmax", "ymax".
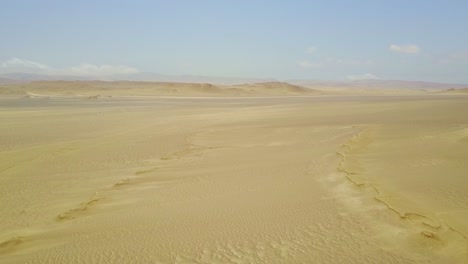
[
  {"xmin": 0, "ymin": 72, "xmax": 92, "ymax": 82},
  {"xmin": 289, "ymin": 79, "xmax": 468, "ymax": 90},
  {"xmin": 231, "ymin": 82, "xmax": 320, "ymax": 94},
  {"xmin": 0, "ymin": 80, "xmax": 319, "ymax": 97},
  {"xmin": 0, "ymin": 72, "xmax": 275, "ymax": 85},
  {"xmin": 0, "ymin": 77, "xmax": 26, "ymax": 85},
  {"xmin": 440, "ymin": 88, "xmax": 468, "ymax": 93},
  {"xmin": 1, "ymin": 72, "xmax": 467, "ymax": 90},
  {"xmin": 121, "ymin": 72, "xmax": 277, "ymax": 85}
]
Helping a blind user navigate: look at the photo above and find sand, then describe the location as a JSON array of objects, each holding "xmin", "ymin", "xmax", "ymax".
[{"xmin": 0, "ymin": 88, "xmax": 467, "ymax": 263}]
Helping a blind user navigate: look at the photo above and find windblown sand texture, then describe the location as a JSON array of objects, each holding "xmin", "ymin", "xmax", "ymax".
[{"xmin": 0, "ymin": 83, "xmax": 467, "ymax": 263}]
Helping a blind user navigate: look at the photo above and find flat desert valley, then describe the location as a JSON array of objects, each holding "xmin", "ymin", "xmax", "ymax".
[{"xmin": 1, "ymin": 82, "xmax": 468, "ymax": 263}]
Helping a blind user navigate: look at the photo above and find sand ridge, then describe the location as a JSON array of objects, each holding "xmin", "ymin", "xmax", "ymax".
[{"xmin": 336, "ymin": 128, "xmax": 468, "ymax": 259}]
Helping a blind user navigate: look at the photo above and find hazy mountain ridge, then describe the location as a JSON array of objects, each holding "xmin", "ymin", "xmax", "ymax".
[
  {"xmin": 0, "ymin": 72, "xmax": 276, "ymax": 85},
  {"xmin": 441, "ymin": 88, "xmax": 468, "ymax": 93},
  {"xmin": 289, "ymin": 79, "xmax": 468, "ymax": 90},
  {"xmin": 1, "ymin": 72, "xmax": 467, "ymax": 90},
  {"xmin": 0, "ymin": 77, "xmax": 27, "ymax": 85},
  {"xmin": 0, "ymin": 80, "xmax": 319, "ymax": 97}
]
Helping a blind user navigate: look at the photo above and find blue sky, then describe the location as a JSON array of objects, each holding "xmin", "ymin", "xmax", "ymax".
[{"xmin": 1, "ymin": 0, "xmax": 468, "ymax": 83}]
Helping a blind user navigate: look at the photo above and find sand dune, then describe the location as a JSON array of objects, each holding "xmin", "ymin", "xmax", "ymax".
[
  {"xmin": 0, "ymin": 95, "xmax": 467, "ymax": 263},
  {"xmin": 228, "ymin": 81, "xmax": 320, "ymax": 95},
  {"xmin": 4, "ymin": 80, "xmax": 467, "ymax": 97},
  {"xmin": 292, "ymin": 79, "xmax": 467, "ymax": 90},
  {"xmin": 440, "ymin": 88, "xmax": 468, "ymax": 94},
  {"xmin": 0, "ymin": 81, "xmax": 319, "ymax": 97}
]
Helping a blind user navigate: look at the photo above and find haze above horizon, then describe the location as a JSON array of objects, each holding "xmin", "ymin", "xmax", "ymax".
[{"xmin": 1, "ymin": 0, "xmax": 468, "ymax": 83}]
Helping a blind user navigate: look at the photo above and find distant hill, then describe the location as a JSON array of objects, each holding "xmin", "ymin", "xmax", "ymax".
[
  {"xmin": 1, "ymin": 72, "xmax": 467, "ymax": 92},
  {"xmin": 0, "ymin": 77, "xmax": 25, "ymax": 85},
  {"xmin": 289, "ymin": 79, "xmax": 468, "ymax": 90},
  {"xmin": 440, "ymin": 88, "xmax": 468, "ymax": 94},
  {"xmin": 0, "ymin": 72, "xmax": 275, "ymax": 85},
  {"xmin": 230, "ymin": 82, "xmax": 320, "ymax": 95},
  {"xmin": 0, "ymin": 80, "xmax": 318, "ymax": 97}
]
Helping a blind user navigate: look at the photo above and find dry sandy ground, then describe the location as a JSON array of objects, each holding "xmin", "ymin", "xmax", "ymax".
[{"xmin": 0, "ymin": 94, "xmax": 467, "ymax": 263}]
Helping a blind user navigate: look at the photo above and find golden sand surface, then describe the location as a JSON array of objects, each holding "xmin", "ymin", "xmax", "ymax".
[{"xmin": 0, "ymin": 94, "xmax": 467, "ymax": 263}]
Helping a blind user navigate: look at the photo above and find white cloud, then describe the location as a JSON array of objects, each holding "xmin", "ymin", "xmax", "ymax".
[
  {"xmin": 297, "ymin": 57, "xmax": 373, "ymax": 69},
  {"xmin": 346, "ymin": 73, "xmax": 379, "ymax": 81},
  {"xmin": 389, "ymin": 44, "xmax": 421, "ymax": 54},
  {"xmin": 306, "ymin": 47, "xmax": 317, "ymax": 54},
  {"xmin": 439, "ymin": 51, "xmax": 468, "ymax": 64},
  {"xmin": 1, "ymin": 57, "xmax": 49, "ymax": 71},
  {"xmin": 0, "ymin": 57, "xmax": 139, "ymax": 76},
  {"xmin": 66, "ymin": 64, "xmax": 139, "ymax": 76},
  {"xmin": 297, "ymin": 60, "xmax": 320, "ymax": 68}
]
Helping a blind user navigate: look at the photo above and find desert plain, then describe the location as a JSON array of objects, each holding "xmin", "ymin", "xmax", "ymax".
[{"xmin": 0, "ymin": 81, "xmax": 467, "ymax": 263}]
